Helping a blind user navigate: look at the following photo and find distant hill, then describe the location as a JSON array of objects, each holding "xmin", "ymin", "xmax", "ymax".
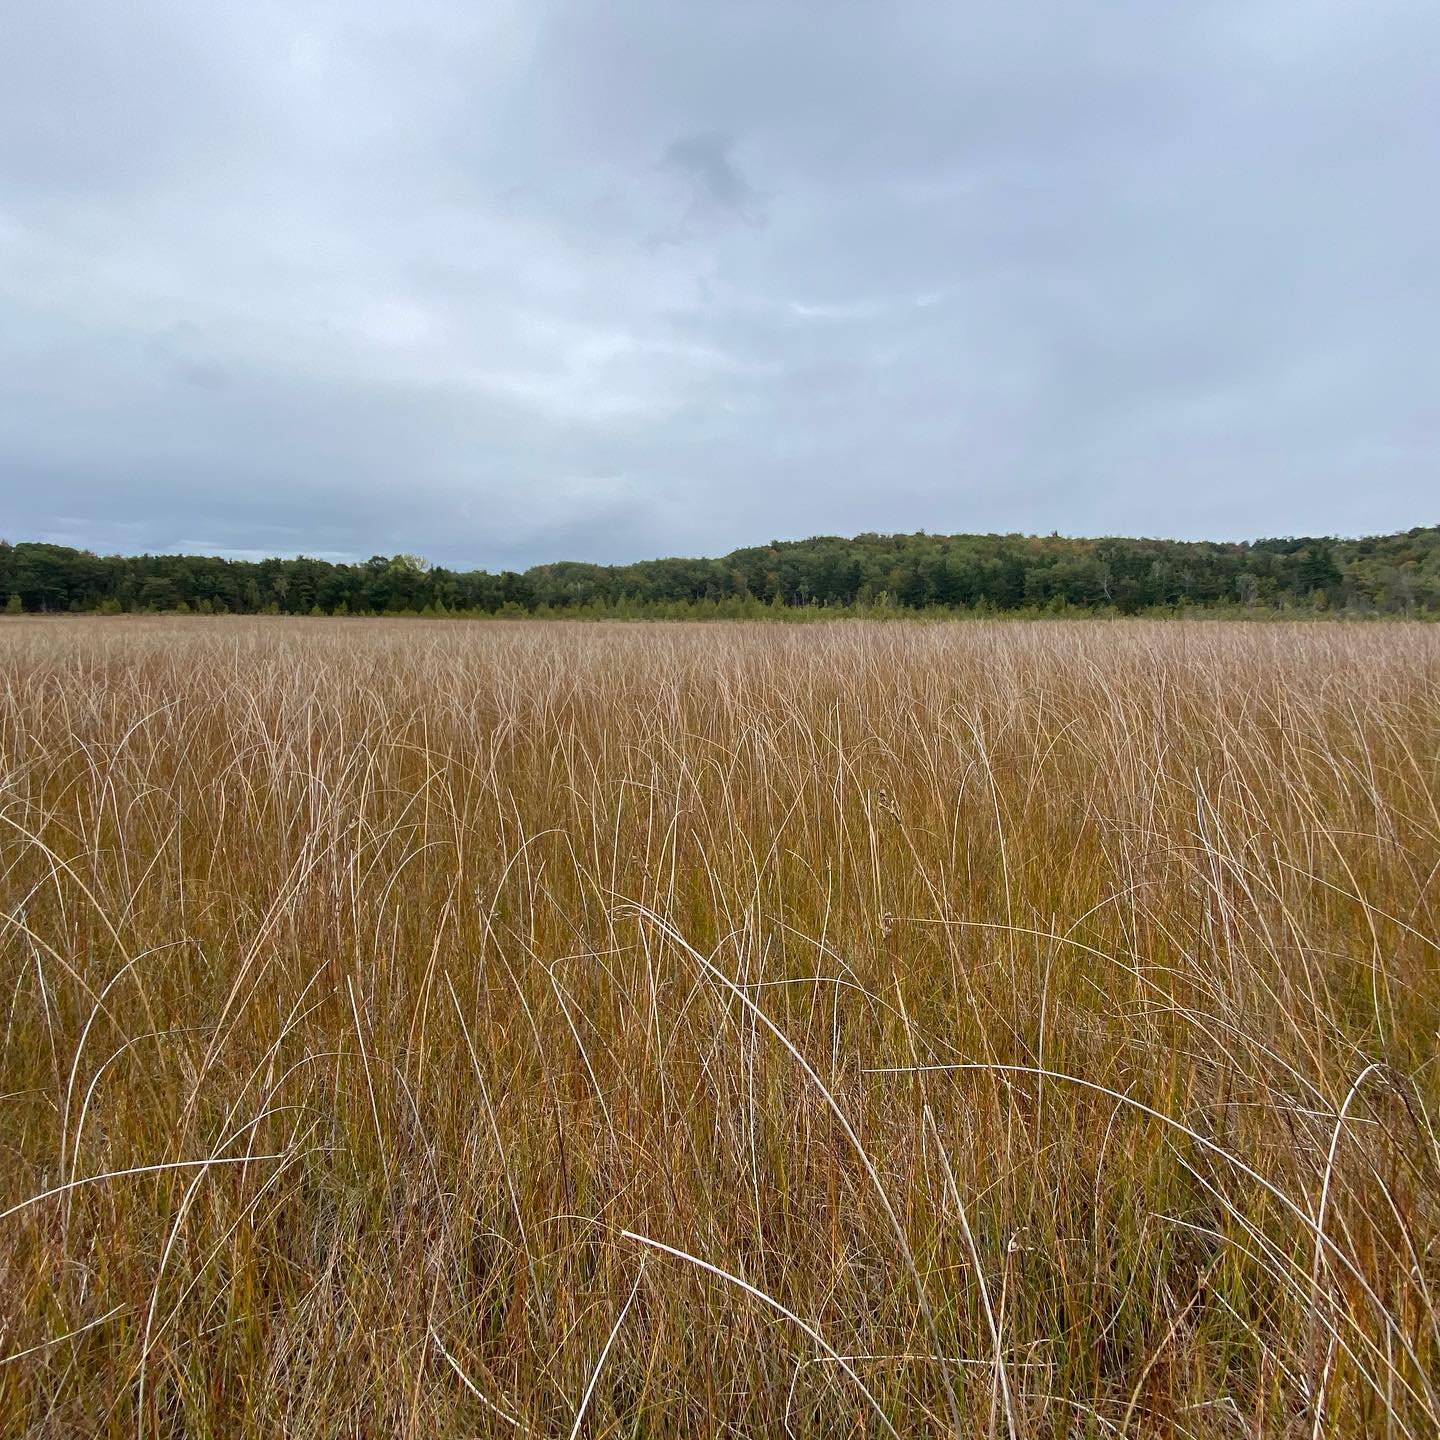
[{"xmin": 3, "ymin": 526, "xmax": 1438, "ymax": 616}]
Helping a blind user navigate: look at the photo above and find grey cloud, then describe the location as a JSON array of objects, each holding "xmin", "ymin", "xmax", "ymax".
[
  {"xmin": 659, "ymin": 132, "xmax": 764, "ymax": 228},
  {"xmin": 1, "ymin": 0, "xmax": 1437, "ymax": 567}
]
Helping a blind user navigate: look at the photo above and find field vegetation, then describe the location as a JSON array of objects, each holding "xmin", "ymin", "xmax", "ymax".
[{"xmin": 2, "ymin": 617, "xmax": 1439, "ymax": 1436}]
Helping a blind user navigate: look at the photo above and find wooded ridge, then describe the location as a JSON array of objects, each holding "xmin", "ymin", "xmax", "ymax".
[{"xmin": 3, "ymin": 525, "xmax": 1437, "ymax": 615}]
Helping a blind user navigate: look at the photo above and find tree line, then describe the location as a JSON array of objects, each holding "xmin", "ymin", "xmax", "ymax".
[{"xmin": 3, "ymin": 526, "xmax": 1438, "ymax": 617}]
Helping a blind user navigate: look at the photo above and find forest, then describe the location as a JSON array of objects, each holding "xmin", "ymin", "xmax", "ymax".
[{"xmin": 2, "ymin": 524, "xmax": 1438, "ymax": 616}]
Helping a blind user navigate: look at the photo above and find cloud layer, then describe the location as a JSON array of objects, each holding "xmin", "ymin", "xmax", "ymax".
[{"xmin": 2, "ymin": 1, "xmax": 1436, "ymax": 565}]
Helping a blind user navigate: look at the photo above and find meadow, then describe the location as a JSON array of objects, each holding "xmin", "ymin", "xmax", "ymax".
[{"xmin": 2, "ymin": 616, "xmax": 1438, "ymax": 1437}]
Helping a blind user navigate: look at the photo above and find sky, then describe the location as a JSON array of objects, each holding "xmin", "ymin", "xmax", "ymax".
[{"xmin": 1, "ymin": 1, "xmax": 1437, "ymax": 569}]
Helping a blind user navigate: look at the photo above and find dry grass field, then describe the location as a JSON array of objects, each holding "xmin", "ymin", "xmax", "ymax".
[{"xmin": 2, "ymin": 617, "xmax": 1439, "ymax": 1438}]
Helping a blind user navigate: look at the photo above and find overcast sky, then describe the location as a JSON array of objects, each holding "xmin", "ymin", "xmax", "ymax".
[{"xmin": 2, "ymin": 1, "xmax": 1436, "ymax": 568}]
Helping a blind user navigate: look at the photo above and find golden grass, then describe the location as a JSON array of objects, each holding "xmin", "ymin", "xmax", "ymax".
[{"xmin": 2, "ymin": 616, "xmax": 1438, "ymax": 1437}]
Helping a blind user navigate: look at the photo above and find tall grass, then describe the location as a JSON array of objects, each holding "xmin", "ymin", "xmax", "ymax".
[{"xmin": 2, "ymin": 617, "xmax": 1437, "ymax": 1437}]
